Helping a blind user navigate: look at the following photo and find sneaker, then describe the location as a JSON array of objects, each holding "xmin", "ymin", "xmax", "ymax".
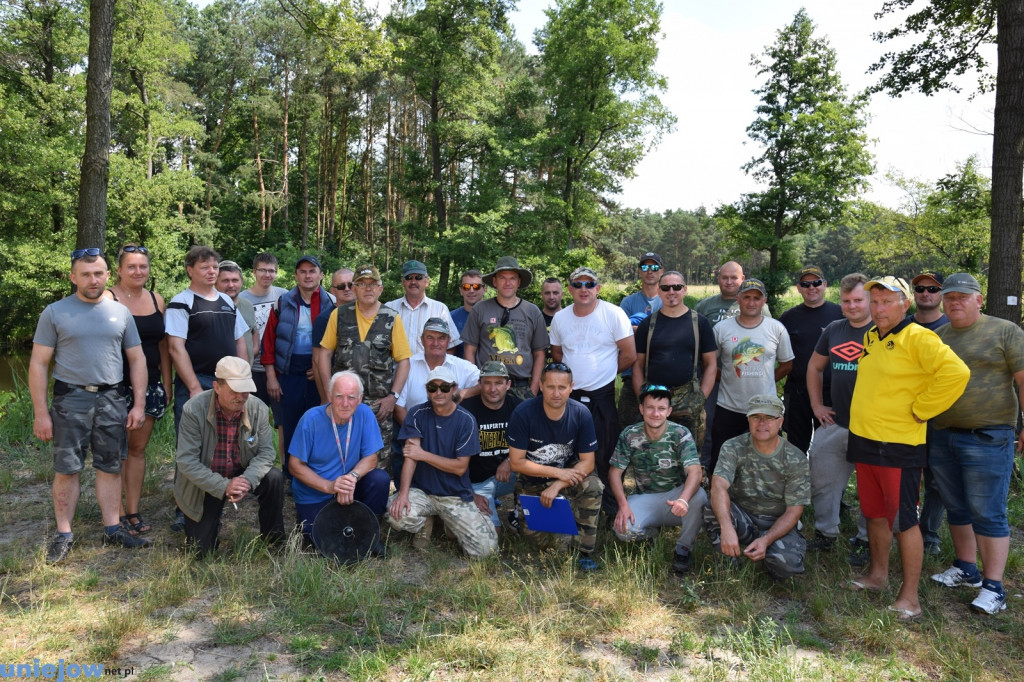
[
  {"xmin": 672, "ymin": 550, "xmax": 691, "ymax": 575},
  {"xmin": 103, "ymin": 526, "xmax": 153, "ymax": 549},
  {"xmin": 847, "ymin": 537, "xmax": 870, "ymax": 567},
  {"xmin": 808, "ymin": 531, "xmax": 836, "ymax": 552},
  {"xmin": 170, "ymin": 510, "xmax": 185, "ymax": 533},
  {"xmin": 931, "ymin": 565, "xmax": 982, "ymax": 588},
  {"xmin": 923, "ymin": 540, "xmax": 941, "ymax": 556},
  {"xmin": 578, "ymin": 557, "xmax": 599, "ymax": 572},
  {"xmin": 970, "ymin": 587, "xmax": 1007, "ymax": 615},
  {"xmin": 45, "ymin": 534, "xmax": 74, "ymax": 564}
]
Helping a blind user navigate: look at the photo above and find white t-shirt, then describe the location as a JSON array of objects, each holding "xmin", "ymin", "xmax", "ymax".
[
  {"xmin": 385, "ymin": 295, "xmax": 462, "ymax": 356},
  {"xmin": 397, "ymin": 353, "xmax": 481, "ymax": 409},
  {"xmin": 714, "ymin": 316, "xmax": 794, "ymax": 413},
  {"xmin": 549, "ymin": 300, "xmax": 633, "ymax": 391}
]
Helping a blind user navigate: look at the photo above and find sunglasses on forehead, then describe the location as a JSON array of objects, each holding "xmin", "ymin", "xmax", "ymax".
[
  {"xmin": 542, "ymin": 362, "xmax": 572, "ymax": 375},
  {"xmin": 120, "ymin": 245, "xmax": 149, "ymax": 256},
  {"xmin": 71, "ymin": 247, "xmax": 102, "ymax": 262}
]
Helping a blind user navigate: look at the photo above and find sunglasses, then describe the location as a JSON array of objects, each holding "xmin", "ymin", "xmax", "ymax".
[
  {"xmin": 404, "ymin": 274, "xmax": 426, "ymax": 281},
  {"xmin": 120, "ymin": 245, "xmax": 149, "ymax": 255},
  {"xmin": 798, "ymin": 279, "xmax": 824, "ymax": 288},
  {"xmin": 659, "ymin": 284, "xmax": 684, "ymax": 292},
  {"xmin": 426, "ymin": 382, "xmax": 454, "ymax": 393},
  {"xmin": 542, "ymin": 362, "xmax": 572, "ymax": 375},
  {"xmin": 332, "ymin": 282, "xmax": 354, "ymax": 290},
  {"xmin": 640, "ymin": 263, "xmax": 661, "ymax": 272},
  {"xmin": 914, "ymin": 285, "xmax": 941, "ymax": 294},
  {"xmin": 570, "ymin": 281, "xmax": 598, "ymax": 289},
  {"xmin": 643, "ymin": 384, "xmax": 669, "ymax": 393},
  {"xmin": 461, "ymin": 283, "xmax": 485, "ymax": 291},
  {"xmin": 71, "ymin": 247, "xmax": 102, "ymax": 262}
]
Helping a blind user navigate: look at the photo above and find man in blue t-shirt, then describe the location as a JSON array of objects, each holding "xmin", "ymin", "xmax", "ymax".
[
  {"xmin": 507, "ymin": 363, "xmax": 604, "ymax": 565},
  {"xmin": 387, "ymin": 366, "xmax": 498, "ymax": 557},
  {"xmin": 287, "ymin": 370, "xmax": 390, "ymax": 550}
]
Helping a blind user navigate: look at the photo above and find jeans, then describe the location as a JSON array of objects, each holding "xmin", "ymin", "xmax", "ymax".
[{"xmin": 929, "ymin": 426, "xmax": 1014, "ymax": 538}]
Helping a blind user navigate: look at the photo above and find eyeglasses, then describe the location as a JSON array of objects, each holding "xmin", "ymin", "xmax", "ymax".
[
  {"xmin": 404, "ymin": 274, "xmax": 426, "ymax": 282},
  {"xmin": 798, "ymin": 279, "xmax": 824, "ymax": 289},
  {"xmin": 915, "ymin": 285, "xmax": 941, "ymax": 294},
  {"xmin": 120, "ymin": 245, "xmax": 149, "ymax": 255},
  {"xmin": 749, "ymin": 414, "xmax": 781, "ymax": 423},
  {"xmin": 461, "ymin": 283, "xmax": 485, "ymax": 291},
  {"xmin": 640, "ymin": 263, "xmax": 661, "ymax": 272},
  {"xmin": 255, "ymin": 268, "xmax": 278, "ymax": 275},
  {"xmin": 570, "ymin": 281, "xmax": 598, "ymax": 289},
  {"xmin": 659, "ymin": 284, "xmax": 684, "ymax": 292},
  {"xmin": 426, "ymin": 382, "xmax": 454, "ymax": 393},
  {"xmin": 332, "ymin": 282, "xmax": 353, "ymax": 290},
  {"xmin": 542, "ymin": 362, "xmax": 572, "ymax": 375},
  {"xmin": 353, "ymin": 280, "xmax": 378, "ymax": 288},
  {"xmin": 71, "ymin": 247, "xmax": 101, "ymax": 262}
]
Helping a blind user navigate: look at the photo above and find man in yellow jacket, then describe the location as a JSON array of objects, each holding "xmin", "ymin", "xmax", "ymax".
[{"xmin": 846, "ymin": 276, "xmax": 969, "ymax": 621}]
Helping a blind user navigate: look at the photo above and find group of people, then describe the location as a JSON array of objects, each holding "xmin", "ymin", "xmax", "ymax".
[{"xmin": 31, "ymin": 246, "xmax": 1020, "ymax": 618}]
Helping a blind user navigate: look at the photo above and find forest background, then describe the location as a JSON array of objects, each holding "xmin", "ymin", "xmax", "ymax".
[{"xmin": 0, "ymin": 0, "xmax": 1006, "ymax": 344}]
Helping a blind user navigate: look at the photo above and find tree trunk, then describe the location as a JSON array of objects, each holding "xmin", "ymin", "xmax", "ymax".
[
  {"xmin": 280, "ymin": 59, "xmax": 290, "ymax": 233},
  {"xmin": 253, "ymin": 100, "xmax": 267, "ymax": 233},
  {"xmin": 987, "ymin": 1, "xmax": 1024, "ymax": 324},
  {"xmin": 430, "ymin": 75, "xmax": 447, "ymax": 242},
  {"xmin": 130, "ymin": 68, "xmax": 153, "ymax": 181},
  {"xmin": 76, "ymin": 0, "xmax": 115, "ymax": 250}
]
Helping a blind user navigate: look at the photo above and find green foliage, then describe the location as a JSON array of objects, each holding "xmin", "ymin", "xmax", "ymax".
[{"xmin": 722, "ymin": 9, "xmax": 872, "ymax": 310}]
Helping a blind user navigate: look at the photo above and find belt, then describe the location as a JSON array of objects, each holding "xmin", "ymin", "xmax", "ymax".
[
  {"xmin": 54, "ymin": 379, "xmax": 121, "ymax": 393},
  {"xmin": 510, "ymin": 378, "xmax": 531, "ymax": 387}
]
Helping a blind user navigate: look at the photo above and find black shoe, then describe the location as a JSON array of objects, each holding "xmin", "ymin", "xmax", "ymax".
[
  {"xmin": 46, "ymin": 534, "xmax": 74, "ymax": 564},
  {"xmin": 923, "ymin": 540, "xmax": 941, "ymax": 556},
  {"xmin": 170, "ymin": 510, "xmax": 185, "ymax": 533},
  {"xmin": 847, "ymin": 537, "xmax": 870, "ymax": 567},
  {"xmin": 672, "ymin": 550, "xmax": 692, "ymax": 575},
  {"xmin": 103, "ymin": 526, "xmax": 154, "ymax": 549},
  {"xmin": 368, "ymin": 539, "xmax": 388, "ymax": 559},
  {"xmin": 808, "ymin": 531, "xmax": 836, "ymax": 551}
]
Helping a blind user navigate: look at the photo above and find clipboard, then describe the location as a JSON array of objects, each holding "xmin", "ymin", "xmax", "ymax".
[{"xmin": 519, "ymin": 494, "xmax": 579, "ymax": 535}]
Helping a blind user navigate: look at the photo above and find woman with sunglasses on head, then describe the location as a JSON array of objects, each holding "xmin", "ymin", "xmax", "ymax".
[{"xmin": 108, "ymin": 244, "xmax": 171, "ymax": 535}]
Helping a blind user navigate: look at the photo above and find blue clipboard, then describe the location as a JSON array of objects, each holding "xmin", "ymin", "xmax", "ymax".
[{"xmin": 519, "ymin": 494, "xmax": 579, "ymax": 535}]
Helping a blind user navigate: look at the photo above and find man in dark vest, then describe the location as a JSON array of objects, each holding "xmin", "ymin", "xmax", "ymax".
[{"xmin": 317, "ymin": 263, "xmax": 411, "ymax": 471}]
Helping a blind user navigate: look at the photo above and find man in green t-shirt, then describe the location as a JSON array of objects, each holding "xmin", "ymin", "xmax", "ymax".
[
  {"xmin": 703, "ymin": 394, "xmax": 809, "ymax": 579},
  {"xmin": 608, "ymin": 384, "xmax": 707, "ymax": 575}
]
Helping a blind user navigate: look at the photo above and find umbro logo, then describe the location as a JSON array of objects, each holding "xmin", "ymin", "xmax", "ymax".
[{"xmin": 831, "ymin": 340, "xmax": 863, "ymax": 362}]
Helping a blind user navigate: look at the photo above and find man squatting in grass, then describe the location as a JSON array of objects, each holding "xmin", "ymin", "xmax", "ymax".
[
  {"xmin": 32, "ymin": 248, "xmax": 152, "ymax": 563},
  {"xmin": 703, "ymin": 394, "xmax": 809, "ymax": 580},
  {"xmin": 845, "ymin": 276, "xmax": 968, "ymax": 621},
  {"xmin": 928, "ymin": 273, "xmax": 1024, "ymax": 615},
  {"xmin": 608, "ymin": 383, "xmax": 707, "ymax": 575}
]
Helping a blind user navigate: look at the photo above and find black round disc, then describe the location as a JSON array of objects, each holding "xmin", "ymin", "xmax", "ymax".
[{"xmin": 311, "ymin": 500, "xmax": 379, "ymax": 564}]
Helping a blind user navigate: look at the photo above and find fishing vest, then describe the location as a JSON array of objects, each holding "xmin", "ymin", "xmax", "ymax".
[
  {"xmin": 274, "ymin": 286, "xmax": 334, "ymax": 375},
  {"xmin": 331, "ymin": 302, "xmax": 397, "ymax": 400}
]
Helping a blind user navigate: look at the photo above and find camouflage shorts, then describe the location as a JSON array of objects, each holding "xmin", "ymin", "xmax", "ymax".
[
  {"xmin": 702, "ymin": 502, "xmax": 806, "ymax": 579},
  {"xmin": 517, "ymin": 474, "xmax": 605, "ymax": 555},
  {"xmin": 386, "ymin": 488, "xmax": 498, "ymax": 557},
  {"xmin": 368, "ymin": 399, "xmax": 395, "ymax": 472},
  {"xmin": 51, "ymin": 387, "xmax": 126, "ymax": 475}
]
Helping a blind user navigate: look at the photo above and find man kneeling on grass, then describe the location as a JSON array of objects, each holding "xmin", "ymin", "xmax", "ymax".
[
  {"xmin": 703, "ymin": 394, "xmax": 809, "ymax": 579},
  {"xmin": 387, "ymin": 366, "xmax": 498, "ymax": 558},
  {"xmin": 608, "ymin": 384, "xmax": 706, "ymax": 575}
]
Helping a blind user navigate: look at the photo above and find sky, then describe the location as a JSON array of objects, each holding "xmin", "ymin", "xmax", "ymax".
[{"xmin": 507, "ymin": 0, "xmax": 995, "ymax": 213}]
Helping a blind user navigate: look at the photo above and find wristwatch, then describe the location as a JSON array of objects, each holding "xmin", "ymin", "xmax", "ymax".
[
  {"xmin": 389, "ymin": 391, "xmax": 400, "ymax": 399},
  {"xmin": 350, "ymin": 470, "xmax": 361, "ymax": 481}
]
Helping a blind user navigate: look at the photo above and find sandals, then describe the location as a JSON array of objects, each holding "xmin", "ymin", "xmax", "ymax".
[{"xmin": 121, "ymin": 513, "xmax": 152, "ymax": 535}]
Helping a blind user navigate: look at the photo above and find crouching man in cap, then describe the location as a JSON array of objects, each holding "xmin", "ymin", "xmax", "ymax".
[
  {"xmin": 175, "ymin": 356, "xmax": 285, "ymax": 554},
  {"xmin": 287, "ymin": 370, "xmax": 391, "ymax": 546},
  {"xmin": 609, "ymin": 384, "xmax": 707, "ymax": 575},
  {"xmin": 387, "ymin": 366, "xmax": 498, "ymax": 557},
  {"xmin": 703, "ymin": 394, "xmax": 809, "ymax": 579}
]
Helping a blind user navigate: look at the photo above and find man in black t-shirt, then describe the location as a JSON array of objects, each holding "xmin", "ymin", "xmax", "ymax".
[
  {"xmin": 778, "ymin": 266, "xmax": 842, "ymax": 453},
  {"xmin": 463, "ymin": 361, "xmax": 522, "ymax": 531}
]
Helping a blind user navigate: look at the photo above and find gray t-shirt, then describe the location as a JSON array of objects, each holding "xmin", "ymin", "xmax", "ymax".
[
  {"xmin": 34, "ymin": 296, "xmax": 141, "ymax": 385},
  {"xmin": 714, "ymin": 316, "xmax": 794, "ymax": 414},
  {"xmin": 463, "ymin": 298, "xmax": 549, "ymax": 381},
  {"xmin": 239, "ymin": 286, "xmax": 287, "ymax": 370},
  {"xmin": 813, "ymin": 318, "xmax": 871, "ymax": 428}
]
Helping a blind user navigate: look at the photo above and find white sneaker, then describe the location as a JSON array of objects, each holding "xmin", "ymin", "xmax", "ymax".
[
  {"xmin": 931, "ymin": 566, "xmax": 983, "ymax": 588},
  {"xmin": 970, "ymin": 587, "xmax": 1007, "ymax": 615}
]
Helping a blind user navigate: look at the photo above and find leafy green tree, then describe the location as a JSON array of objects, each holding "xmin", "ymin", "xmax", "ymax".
[
  {"xmin": 536, "ymin": 0, "xmax": 675, "ymax": 246},
  {"xmin": 870, "ymin": 0, "xmax": 1023, "ymax": 322},
  {"xmin": 721, "ymin": 9, "xmax": 873, "ymax": 309}
]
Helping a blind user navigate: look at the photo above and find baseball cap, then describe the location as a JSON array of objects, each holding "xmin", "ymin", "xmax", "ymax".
[
  {"xmin": 479, "ymin": 361, "xmax": 509, "ymax": 378},
  {"xmin": 737, "ymin": 278, "xmax": 767, "ymax": 297},
  {"xmin": 797, "ymin": 266, "xmax": 824, "ymax": 280},
  {"xmin": 422, "ymin": 317, "xmax": 450, "ymax": 335},
  {"xmin": 746, "ymin": 394, "xmax": 784, "ymax": 418},
  {"xmin": 912, "ymin": 271, "xmax": 945, "ymax": 286},
  {"xmin": 941, "ymin": 273, "xmax": 982, "ymax": 295},
  {"xmin": 401, "ymin": 260, "xmax": 428, "ymax": 277},
  {"xmin": 353, "ymin": 263, "xmax": 381, "ymax": 283},
  {"xmin": 426, "ymin": 366, "xmax": 456, "ymax": 385},
  {"xmin": 866, "ymin": 276, "xmax": 911, "ymax": 299},
  {"xmin": 639, "ymin": 252, "xmax": 663, "ymax": 266},
  {"xmin": 296, "ymin": 254, "xmax": 322, "ymax": 270},
  {"xmin": 216, "ymin": 356, "xmax": 257, "ymax": 393},
  {"xmin": 569, "ymin": 266, "xmax": 599, "ymax": 282}
]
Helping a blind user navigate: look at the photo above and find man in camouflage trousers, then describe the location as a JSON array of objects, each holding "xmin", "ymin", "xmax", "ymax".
[
  {"xmin": 608, "ymin": 384, "xmax": 707, "ymax": 575},
  {"xmin": 387, "ymin": 366, "xmax": 497, "ymax": 558},
  {"xmin": 704, "ymin": 394, "xmax": 809, "ymax": 579}
]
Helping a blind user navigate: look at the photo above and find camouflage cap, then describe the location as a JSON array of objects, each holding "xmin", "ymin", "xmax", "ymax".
[
  {"xmin": 569, "ymin": 266, "xmax": 599, "ymax": 282},
  {"xmin": 479, "ymin": 361, "xmax": 509, "ymax": 378},
  {"xmin": 746, "ymin": 394, "xmax": 784, "ymax": 418},
  {"xmin": 422, "ymin": 317, "xmax": 450, "ymax": 336},
  {"xmin": 353, "ymin": 263, "xmax": 381, "ymax": 283}
]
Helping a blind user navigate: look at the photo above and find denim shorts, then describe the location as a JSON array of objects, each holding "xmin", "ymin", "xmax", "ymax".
[
  {"xmin": 124, "ymin": 380, "xmax": 167, "ymax": 420},
  {"xmin": 51, "ymin": 387, "xmax": 126, "ymax": 475},
  {"xmin": 928, "ymin": 426, "xmax": 1014, "ymax": 537}
]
